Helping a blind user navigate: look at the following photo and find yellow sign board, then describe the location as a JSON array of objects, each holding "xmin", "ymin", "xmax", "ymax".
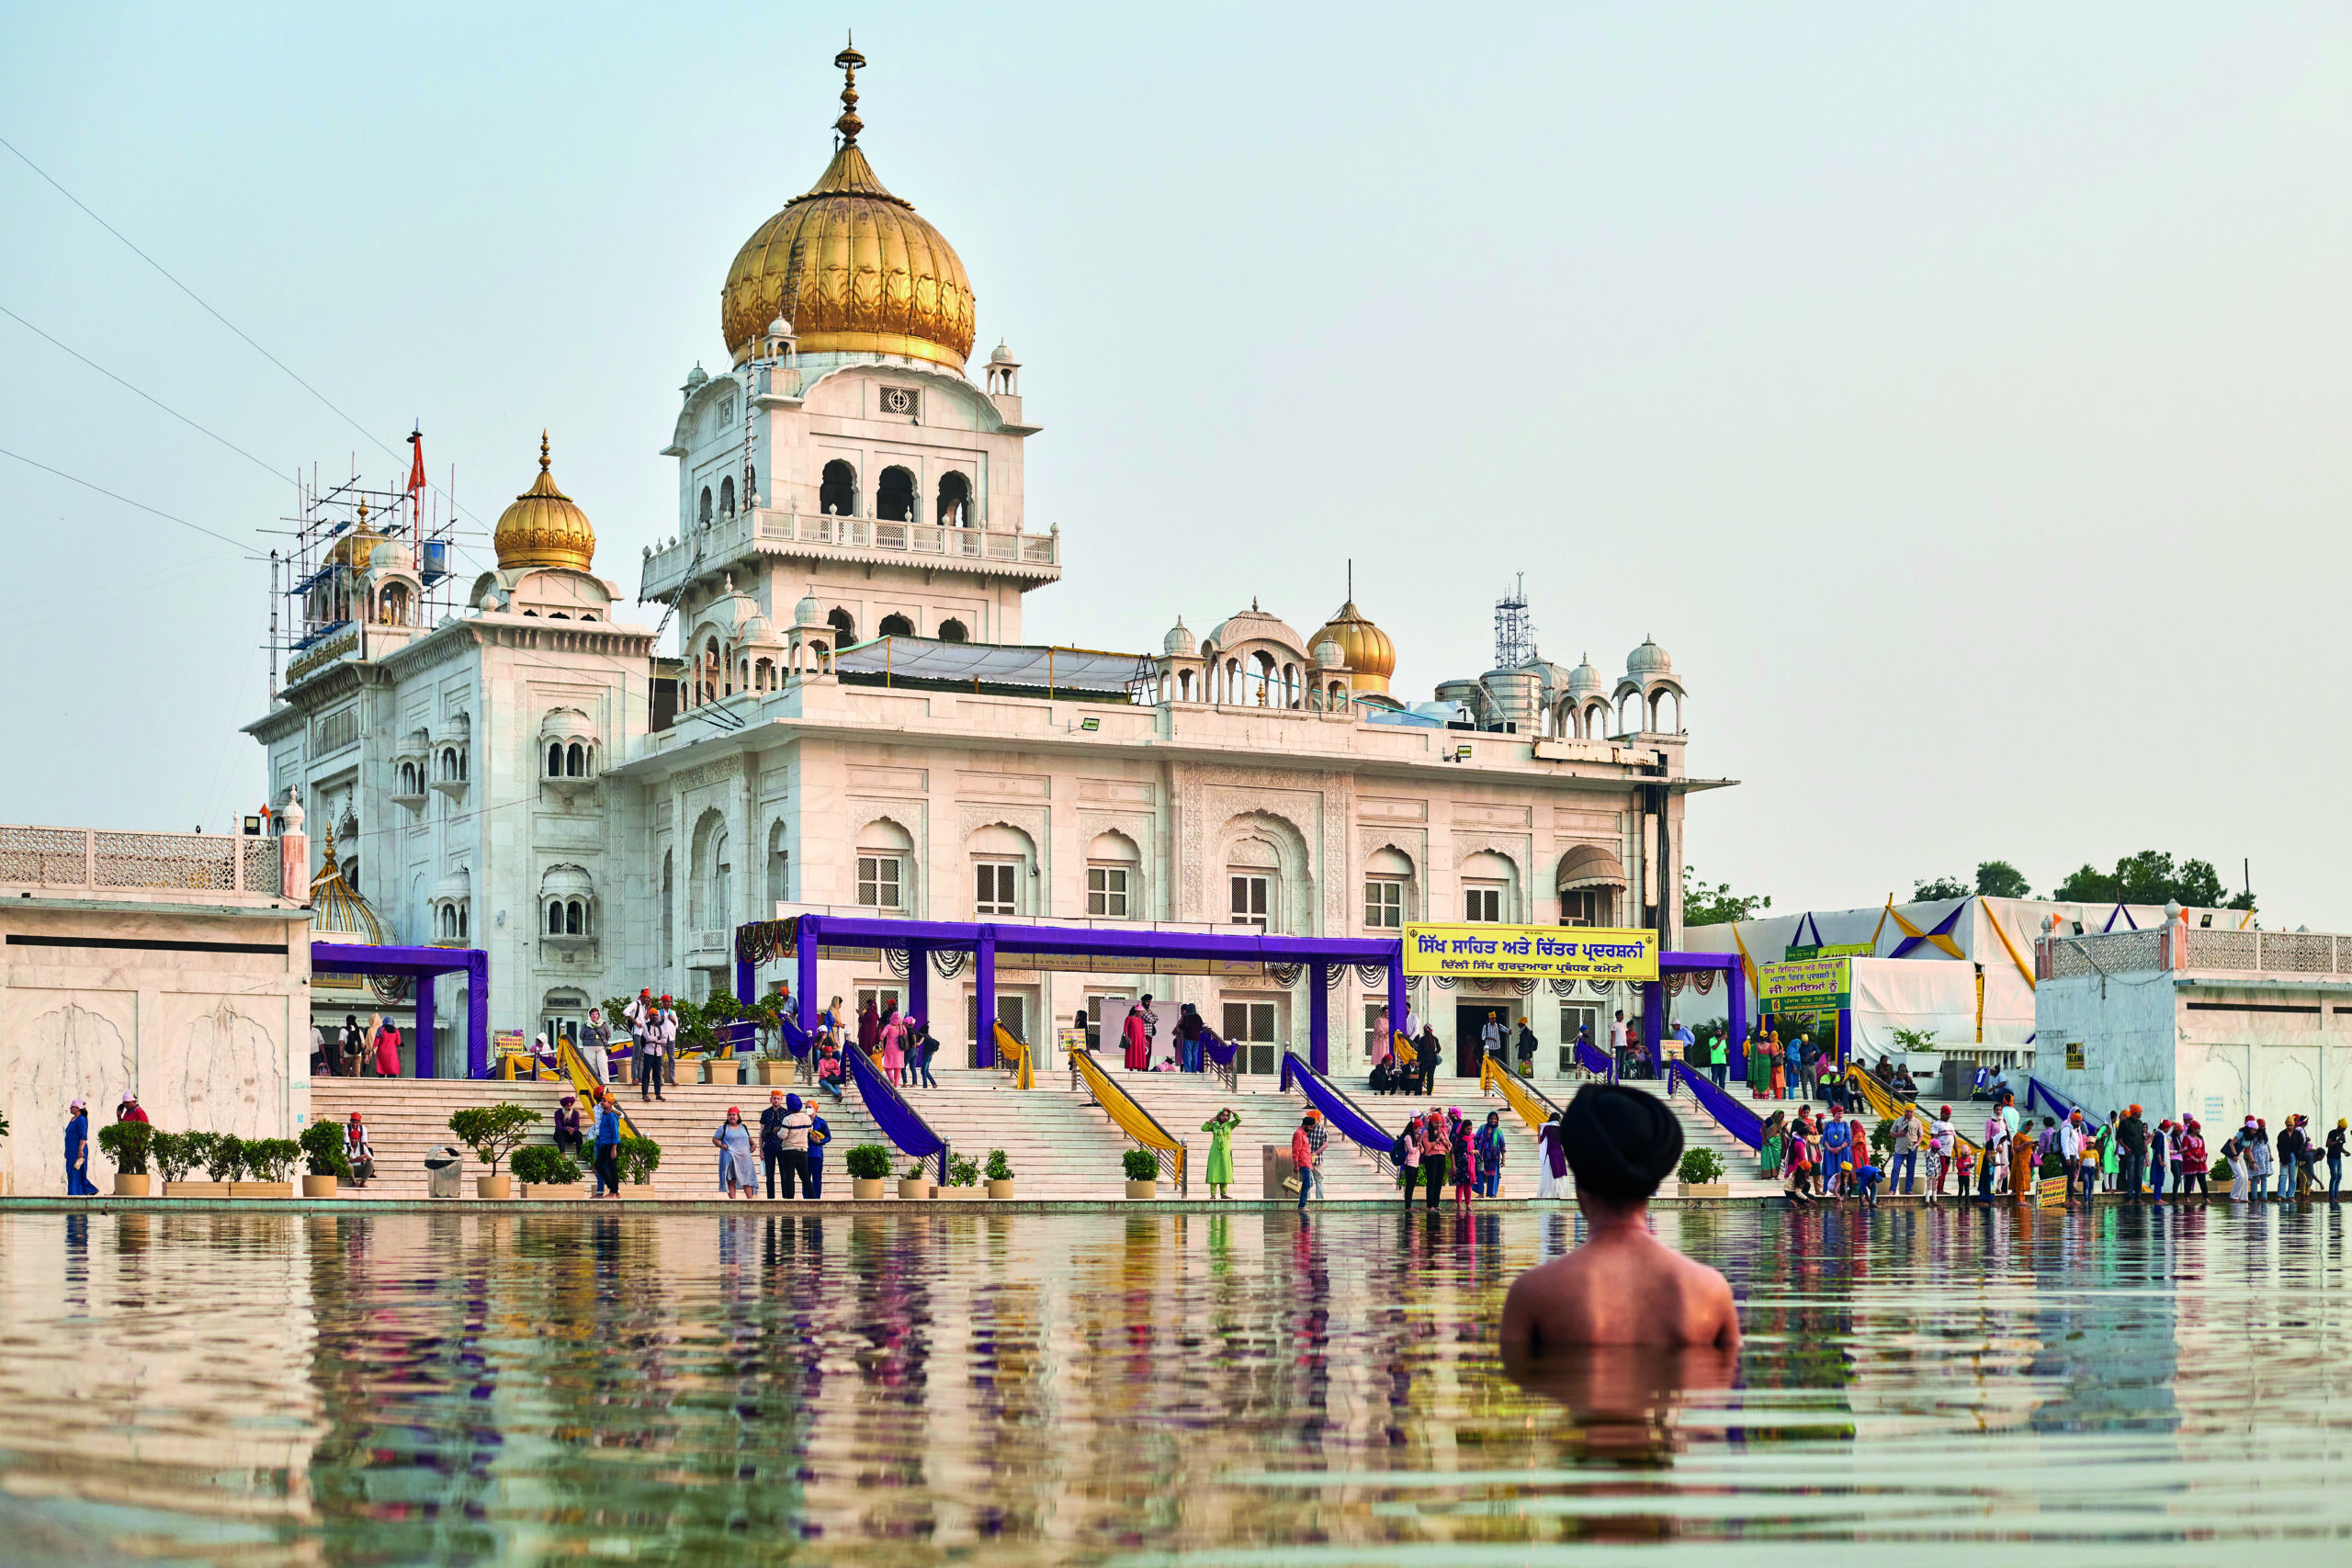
[
  {"xmin": 2064, "ymin": 1041, "xmax": 2086, "ymax": 1071},
  {"xmin": 1403, "ymin": 924, "xmax": 1657, "ymax": 982}
]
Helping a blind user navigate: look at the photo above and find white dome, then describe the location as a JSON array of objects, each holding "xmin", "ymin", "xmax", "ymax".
[
  {"xmin": 684, "ymin": 363, "xmax": 709, "ymax": 389},
  {"xmin": 766, "ymin": 313, "xmax": 794, "ymax": 339},
  {"xmin": 1627, "ymin": 637, "xmax": 1671, "ymax": 677},
  {"xmin": 989, "ymin": 340, "xmax": 1018, "ymax": 365},
  {"xmin": 1312, "ymin": 637, "xmax": 1345, "ymax": 668},
  {"xmin": 1566, "ymin": 653, "xmax": 1604, "ymax": 697},
  {"xmin": 794, "ymin": 591, "xmax": 825, "ymax": 628},
  {"xmin": 1163, "ymin": 615, "xmax": 1197, "ymax": 657}
]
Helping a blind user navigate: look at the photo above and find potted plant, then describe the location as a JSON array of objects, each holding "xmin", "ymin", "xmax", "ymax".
[
  {"xmin": 447, "ymin": 1103, "xmax": 542, "ymax": 1199},
  {"xmin": 512, "ymin": 1144, "xmax": 586, "ymax": 1199},
  {"xmin": 1123, "ymin": 1146, "xmax": 1159, "ymax": 1201},
  {"xmin": 175, "ymin": 1133, "xmax": 241, "ymax": 1197},
  {"xmin": 1676, "ymin": 1146, "xmax": 1729, "ymax": 1200},
  {"xmin": 616, "ymin": 1134, "xmax": 662, "ymax": 1197},
  {"xmin": 945, "ymin": 1152, "xmax": 980, "ymax": 1194},
  {"xmin": 237, "ymin": 1138, "xmax": 300, "ymax": 1197},
  {"xmin": 899, "ymin": 1156, "xmax": 932, "ymax": 1201},
  {"xmin": 97, "ymin": 1120, "xmax": 153, "ymax": 1197},
  {"xmin": 299, "ymin": 1122, "xmax": 351, "ymax": 1197},
  {"xmin": 844, "ymin": 1143, "xmax": 893, "ymax": 1200},
  {"xmin": 153, "ymin": 1132, "xmax": 208, "ymax": 1196},
  {"xmin": 984, "ymin": 1147, "xmax": 1016, "ymax": 1201}
]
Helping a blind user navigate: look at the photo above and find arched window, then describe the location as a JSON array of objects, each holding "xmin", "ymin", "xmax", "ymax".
[
  {"xmin": 548, "ymin": 902, "xmax": 565, "ymax": 936},
  {"xmin": 827, "ymin": 607, "xmax": 856, "ymax": 646},
  {"xmin": 547, "ymin": 742, "xmax": 564, "ymax": 778},
  {"xmin": 879, "ymin": 613, "xmax": 914, "ymax": 637},
  {"xmin": 877, "ymin": 466, "xmax": 915, "ymax": 522},
  {"xmin": 766, "ymin": 820, "xmax": 789, "ymax": 908},
  {"xmin": 566, "ymin": 741, "xmax": 585, "ymax": 777},
  {"xmin": 1178, "ymin": 669, "xmax": 1193, "ymax": 701},
  {"xmin": 744, "ymin": 465, "xmax": 757, "ymax": 507},
  {"xmin": 820, "ymin": 459, "xmax": 856, "ymax": 516},
  {"xmin": 661, "ymin": 851, "xmax": 674, "ymax": 965},
  {"xmin": 699, "ymin": 486, "xmax": 713, "ymax": 524},
  {"xmin": 719, "ymin": 475, "xmax": 736, "ymax": 516},
  {"xmin": 936, "ymin": 470, "xmax": 971, "ymax": 526},
  {"xmin": 566, "ymin": 898, "xmax": 585, "ymax": 935},
  {"xmin": 936, "ymin": 617, "xmax": 967, "ymax": 643}
]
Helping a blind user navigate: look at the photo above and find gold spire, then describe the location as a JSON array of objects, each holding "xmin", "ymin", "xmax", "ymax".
[
  {"xmin": 834, "ymin": 34, "xmax": 865, "ymax": 144},
  {"xmin": 492, "ymin": 432, "xmax": 597, "ymax": 573},
  {"xmin": 719, "ymin": 44, "xmax": 976, "ymax": 369}
]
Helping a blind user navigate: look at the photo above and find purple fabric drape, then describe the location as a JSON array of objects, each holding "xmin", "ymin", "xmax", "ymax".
[
  {"xmin": 1200, "ymin": 1027, "xmax": 1238, "ymax": 1067},
  {"xmin": 844, "ymin": 1043, "xmax": 946, "ymax": 1179},
  {"xmin": 1666, "ymin": 1058, "xmax": 1763, "ymax": 1149},
  {"xmin": 1279, "ymin": 1051, "xmax": 1393, "ymax": 1159}
]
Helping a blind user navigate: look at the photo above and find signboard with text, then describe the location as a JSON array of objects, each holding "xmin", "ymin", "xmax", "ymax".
[
  {"xmin": 1403, "ymin": 924, "xmax": 1658, "ymax": 982},
  {"xmin": 1759, "ymin": 957, "xmax": 1851, "ymax": 1010}
]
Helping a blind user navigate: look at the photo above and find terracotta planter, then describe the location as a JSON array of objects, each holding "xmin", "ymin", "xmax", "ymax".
[
  {"xmin": 164, "ymin": 1181, "xmax": 229, "ymax": 1197},
  {"xmin": 230, "ymin": 1182, "xmax": 293, "ymax": 1198},
  {"xmin": 986, "ymin": 1179, "xmax": 1016, "ymax": 1201},
  {"xmin": 853, "ymin": 1178, "xmax": 887, "ymax": 1201},
  {"xmin": 1676, "ymin": 1181, "xmax": 1730, "ymax": 1200},
  {"xmin": 757, "ymin": 1059, "xmax": 795, "ymax": 1085},
  {"xmin": 523, "ymin": 1183, "xmax": 588, "ymax": 1200},
  {"xmin": 477, "ymin": 1175, "xmax": 513, "ymax": 1200},
  {"xmin": 113, "ymin": 1174, "xmax": 153, "ymax": 1197},
  {"xmin": 300, "ymin": 1174, "xmax": 339, "ymax": 1198},
  {"xmin": 898, "ymin": 1178, "xmax": 928, "ymax": 1201},
  {"xmin": 1125, "ymin": 1179, "xmax": 1158, "ymax": 1201}
]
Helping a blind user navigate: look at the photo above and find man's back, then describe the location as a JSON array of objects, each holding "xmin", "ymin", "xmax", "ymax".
[{"xmin": 1502, "ymin": 1231, "xmax": 1739, "ymax": 1350}]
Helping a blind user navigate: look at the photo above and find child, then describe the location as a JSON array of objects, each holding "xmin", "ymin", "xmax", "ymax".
[{"xmin": 1500, "ymin": 1085, "xmax": 1741, "ymax": 1351}]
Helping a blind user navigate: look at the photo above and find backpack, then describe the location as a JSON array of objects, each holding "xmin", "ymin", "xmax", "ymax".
[{"xmin": 1390, "ymin": 1133, "xmax": 1410, "ymax": 1165}]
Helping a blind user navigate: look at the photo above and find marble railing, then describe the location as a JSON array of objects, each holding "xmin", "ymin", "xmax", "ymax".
[{"xmin": 0, "ymin": 825, "xmax": 284, "ymax": 898}]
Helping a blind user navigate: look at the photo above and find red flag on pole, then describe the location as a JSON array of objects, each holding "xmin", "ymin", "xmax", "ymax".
[{"xmin": 406, "ymin": 428, "xmax": 426, "ymax": 517}]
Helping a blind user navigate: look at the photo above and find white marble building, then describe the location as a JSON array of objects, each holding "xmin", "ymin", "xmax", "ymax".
[{"xmin": 245, "ymin": 50, "xmax": 1725, "ymax": 1084}]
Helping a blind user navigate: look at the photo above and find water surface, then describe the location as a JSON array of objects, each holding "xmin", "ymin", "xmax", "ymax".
[{"xmin": 2, "ymin": 1205, "xmax": 2348, "ymax": 1564}]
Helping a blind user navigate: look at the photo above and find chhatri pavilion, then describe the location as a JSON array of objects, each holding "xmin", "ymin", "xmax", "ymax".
[{"xmin": 245, "ymin": 45, "xmax": 1724, "ymax": 1087}]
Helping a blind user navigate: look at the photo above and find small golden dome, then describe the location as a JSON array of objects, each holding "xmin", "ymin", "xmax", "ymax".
[
  {"xmin": 719, "ymin": 46, "xmax": 976, "ymax": 371},
  {"xmin": 1309, "ymin": 601, "xmax": 1396, "ymax": 694},
  {"xmin": 493, "ymin": 433, "xmax": 596, "ymax": 573}
]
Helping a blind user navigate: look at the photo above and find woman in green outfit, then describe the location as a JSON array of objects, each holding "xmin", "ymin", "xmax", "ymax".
[{"xmin": 1202, "ymin": 1109, "xmax": 1239, "ymax": 1199}]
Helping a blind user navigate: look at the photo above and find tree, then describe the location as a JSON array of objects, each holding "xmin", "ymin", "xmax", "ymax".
[
  {"xmin": 2050, "ymin": 851, "xmax": 2252, "ymax": 911},
  {"xmin": 447, "ymin": 1102, "xmax": 542, "ymax": 1175},
  {"xmin": 1682, "ymin": 865, "xmax": 1770, "ymax": 927},
  {"xmin": 1974, "ymin": 860, "xmax": 2031, "ymax": 898},
  {"xmin": 1912, "ymin": 874, "xmax": 1970, "ymax": 901}
]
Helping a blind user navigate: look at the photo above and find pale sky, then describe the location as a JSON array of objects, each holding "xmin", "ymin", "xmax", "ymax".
[{"xmin": 3, "ymin": 5, "xmax": 2346, "ymax": 924}]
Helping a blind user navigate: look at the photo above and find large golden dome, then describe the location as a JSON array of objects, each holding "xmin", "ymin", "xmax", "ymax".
[
  {"xmin": 720, "ymin": 45, "xmax": 976, "ymax": 371},
  {"xmin": 1309, "ymin": 601, "xmax": 1396, "ymax": 694},
  {"xmin": 493, "ymin": 433, "xmax": 596, "ymax": 573}
]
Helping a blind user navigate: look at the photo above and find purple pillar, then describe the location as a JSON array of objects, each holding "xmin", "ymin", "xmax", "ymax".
[
  {"xmin": 1643, "ymin": 976, "xmax": 1665, "ymax": 1075},
  {"xmin": 1838, "ymin": 1005, "xmax": 1852, "ymax": 1067},
  {"xmin": 467, "ymin": 951, "xmax": 490, "ymax": 1078},
  {"xmin": 1386, "ymin": 947, "xmax": 1406, "ymax": 1055},
  {"xmin": 975, "ymin": 934, "xmax": 996, "ymax": 1068},
  {"xmin": 1725, "ymin": 959, "xmax": 1749, "ymax": 1080},
  {"xmin": 796, "ymin": 920, "xmax": 819, "ymax": 1035},
  {"xmin": 907, "ymin": 942, "xmax": 929, "ymax": 1033},
  {"xmin": 415, "ymin": 970, "xmax": 436, "ymax": 1079},
  {"xmin": 1309, "ymin": 962, "xmax": 1329, "ymax": 1075},
  {"xmin": 734, "ymin": 949, "xmax": 756, "ymax": 1055}
]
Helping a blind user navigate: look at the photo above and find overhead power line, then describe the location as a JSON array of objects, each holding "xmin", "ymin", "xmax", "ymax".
[
  {"xmin": 0, "ymin": 302, "xmax": 286, "ymax": 481},
  {"xmin": 0, "ymin": 445, "xmax": 249, "ymax": 552}
]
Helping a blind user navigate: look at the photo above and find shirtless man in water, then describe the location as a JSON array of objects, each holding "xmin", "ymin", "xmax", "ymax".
[{"xmin": 1500, "ymin": 1083, "xmax": 1741, "ymax": 1353}]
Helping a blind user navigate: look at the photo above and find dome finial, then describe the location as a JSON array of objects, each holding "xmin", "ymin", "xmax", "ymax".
[
  {"xmin": 539, "ymin": 430, "xmax": 550, "ymax": 473},
  {"xmin": 834, "ymin": 35, "xmax": 866, "ymax": 145}
]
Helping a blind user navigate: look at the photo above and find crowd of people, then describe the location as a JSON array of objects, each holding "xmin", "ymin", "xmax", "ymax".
[
  {"xmin": 310, "ymin": 1012, "xmax": 405, "ymax": 1078},
  {"xmin": 1388, "ymin": 1107, "xmax": 1511, "ymax": 1207}
]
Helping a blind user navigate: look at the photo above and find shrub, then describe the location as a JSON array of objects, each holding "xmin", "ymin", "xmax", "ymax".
[
  {"xmin": 198, "ymin": 1134, "xmax": 246, "ymax": 1183},
  {"xmin": 1679, "ymin": 1147, "xmax": 1726, "ymax": 1186},
  {"xmin": 903, "ymin": 1156, "xmax": 932, "ymax": 1181},
  {"xmin": 2040, "ymin": 1153, "xmax": 2065, "ymax": 1179},
  {"xmin": 842, "ymin": 1143, "xmax": 893, "ymax": 1180},
  {"xmin": 983, "ymin": 1148, "xmax": 1014, "ymax": 1182},
  {"xmin": 945, "ymin": 1153, "xmax": 980, "ymax": 1187},
  {"xmin": 616, "ymin": 1135, "xmax": 662, "ymax": 1186},
  {"xmin": 300, "ymin": 1121, "xmax": 351, "ymax": 1179},
  {"xmin": 96, "ymin": 1120, "xmax": 153, "ymax": 1176},
  {"xmin": 512, "ymin": 1145, "xmax": 582, "ymax": 1186},
  {"xmin": 1123, "ymin": 1147, "xmax": 1159, "ymax": 1182},
  {"xmin": 447, "ymin": 1104, "xmax": 542, "ymax": 1175},
  {"xmin": 243, "ymin": 1139, "xmax": 301, "ymax": 1183},
  {"xmin": 151, "ymin": 1131, "xmax": 198, "ymax": 1184},
  {"xmin": 1869, "ymin": 1119, "xmax": 1896, "ymax": 1157}
]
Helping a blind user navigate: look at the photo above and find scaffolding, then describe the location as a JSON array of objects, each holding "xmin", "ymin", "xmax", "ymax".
[
  {"xmin": 1493, "ymin": 572, "xmax": 1532, "ymax": 670},
  {"xmin": 265, "ymin": 433, "xmax": 478, "ymax": 699}
]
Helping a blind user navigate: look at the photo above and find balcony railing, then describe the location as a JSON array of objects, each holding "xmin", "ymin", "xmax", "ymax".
[
  {"xmin": 0, "ymin": 825, "xmax": 284, "ymax": 899},
  {"xmin": 641, "ymin": 507, "xmax": 1060, "ymax": 600},
  {"xmin": 2044, "ymin": 926, "xmax": 2352, "ymax": 979}
]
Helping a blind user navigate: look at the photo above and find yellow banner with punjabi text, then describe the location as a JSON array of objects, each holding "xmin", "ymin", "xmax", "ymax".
[{"xmin": 1403, "ymin": 923, "xmax": 1657, "ymax": 981}]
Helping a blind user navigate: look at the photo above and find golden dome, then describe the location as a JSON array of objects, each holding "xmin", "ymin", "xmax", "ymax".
[
  {"xmin": 328, "ymin": 497, "xmax": 384, "ymax": 570},
  {"xmin": 493, "ymin": 433, "xmax": 596, "ymax": 573},
  {"xmin": 719, "ymin": 45, "xmax": 977, "ymax": 371},
  {"xmin": 1309, "ymin": 601, "xmax": 1396, "ymax": 694}
]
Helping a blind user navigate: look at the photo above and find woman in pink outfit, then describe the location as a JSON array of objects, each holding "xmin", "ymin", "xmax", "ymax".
[
  {"xmin": 373, "ymin": 1017, "xmax": 402, "ymax": 1078},
  {"xmin": 879, "ymin": 1010, "xmax": 907, "ymax": 1085}
]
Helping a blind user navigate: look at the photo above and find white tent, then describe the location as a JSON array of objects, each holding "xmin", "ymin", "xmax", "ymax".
[{"xmin": 1678, "ymin": 896, "xmax": 2252, "ymax": 1063}]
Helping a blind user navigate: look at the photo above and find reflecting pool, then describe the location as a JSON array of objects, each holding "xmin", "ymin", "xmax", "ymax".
[{"xmin": 2, "ymin": 1204, "xmax": 2349, "ymax": 1564}]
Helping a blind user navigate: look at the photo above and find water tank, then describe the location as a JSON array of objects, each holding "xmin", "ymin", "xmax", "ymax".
[
  {"xmin": 1479, "ymin": 669, "xmax": 1541, "ymax": 733},
  {"xmin": 420, "ymin": 538, "xmax": 450, "ymax": 583}
]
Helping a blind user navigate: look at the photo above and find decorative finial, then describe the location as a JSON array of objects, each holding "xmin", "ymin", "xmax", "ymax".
[
  {"xmin": 539, "ymin": 430, "xmax": 551, "ymax": 473},
  {"xmin": 834, "ymin": 34, "xmax": 866, "ymax": 144}
]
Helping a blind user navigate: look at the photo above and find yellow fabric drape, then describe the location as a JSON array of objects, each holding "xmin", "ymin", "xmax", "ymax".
[
  {"xmin": 1069, "ymin": 1048, "xmax": 1186, "ymax": 1188},
  {"xmin": 555, "ymin": 1037, "xmax": 640, "ymax": 1139},
  {"xmin": 994, "ymin": 1021, "xmax": 1034, "ymax": 1089},
  {"xmin": 1840, "ymin": 1065, "xmax": 1980, "ymax": 1156},
  {"xmin": 1479, "ymin": 1054, "xmax": 1559, "ymax": 1134},
  {"xmin": 1982, "ymin": 905, "xmax": 2037, "ymax": 991},
  {"xmin": 1729, "ymin": 922, "xmax": 1760, "ymax": 996}
]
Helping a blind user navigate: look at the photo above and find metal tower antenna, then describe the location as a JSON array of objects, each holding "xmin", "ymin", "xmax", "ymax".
[{"xmin": 1494, "ymin": 573, "xmax": 1532, "ymax": 669}]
